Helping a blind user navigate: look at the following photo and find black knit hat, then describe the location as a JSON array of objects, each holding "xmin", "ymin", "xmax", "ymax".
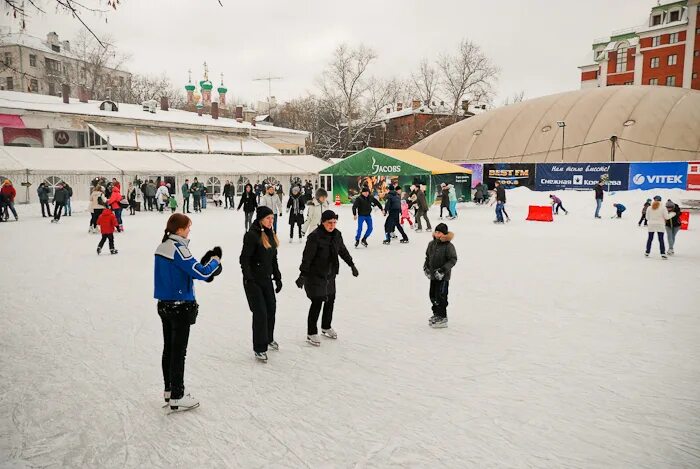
[
  {"xmin": 321, "ymin": 210, "xmax": 338, "ymax": 222},
  {"xmin": 256, "ymin": 206, "xmax": 273, "ymax": 221},
  {"xmin": 434, "ymin": 223, "xmax": 448, "ymax": 235},
  {"xmin": 388, "ymin": 184, "xmax": 395, "ymax": 191}
]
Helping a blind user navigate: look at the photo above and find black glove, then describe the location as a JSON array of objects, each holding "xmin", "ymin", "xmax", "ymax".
[
  {"xmin": 205, "ymin": 264, "xmax": 223, "ymax": 283},
  {"xmin": 295, "ymin": 275, "xmax": 305, "ymax": 289},
  {"xmin": 274, "ymin": 278, "xmax": 283, "ymax": 293},
  {"xmin": 424, "ymin": 268, "xmax": 431, "ymax": 279},
  {"xmin": 201, "ymin": 246, "xmax": 223, "ymax": 265},
  {"xmin": 351, "ymin": 265, "xmax": 359, "ymax": 277}
]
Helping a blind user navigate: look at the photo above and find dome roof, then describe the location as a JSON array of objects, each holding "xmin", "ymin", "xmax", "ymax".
[
  {"xmin": 185, "ymin": 84, "xmax": 196, "ymax": 92},
  {"xmin": 411, "ymin": 86, "xmax": 700, "ymax": 163},
  {"xmin": 217, "ymin": 85, "xmax": 228, "ymax": 94},
  {"xmin": 200, "ymin": 80, "xmax": 213, "ymax": 91}
]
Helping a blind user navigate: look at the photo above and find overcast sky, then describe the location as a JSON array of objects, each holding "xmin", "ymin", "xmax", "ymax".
[{"xmin": 14, "ymin": 0, "xmax": 653, "ymax": 107}]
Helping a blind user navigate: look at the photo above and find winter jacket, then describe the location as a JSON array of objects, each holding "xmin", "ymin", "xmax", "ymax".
[
  {"xmin": 550, "ymin": 195, "xmax": 562, "ymax": 204},
  {"xmin": 107, "ymin": 187, "xmax": 122, "ymax": 210},
  {"xmin": 352, "ymin": 194, "xmax": 382, "ymax": 216},
  {"xmin": 53, "ymin": 187, "xmax": 68, "ymax": 204},
  {"xmin": 181, "ymin": 183, "xmax": 190, "ymax": 197},
  {"xmin": 128, "ymin": 187, "xmax": 137, "ymax": 203},
  {"xmin": 1, "ymin": 184, "xmax": 16, "ymax": 203},
  {"xmin": 594, "ymin": 184, "xmax": 604, "ymax": 200},
  {"xmin": 260, "ymin": 192, "xmax": 283, "ymax": 215},
  {"xmin": 642, "ymin": 202, "xmax": 651, "ymax": 215},
  {"xmin": 146, "ymin": 183, "xmax": 157, "ymax": 197},
  {"xmin": 156, "ymin": 186, "xmax": 170, "ymax": 204},
  {"xmin": 302, "ymin": 198, "xmax": 329, "ymax": 235},
  {"xmin": 238, "ymin": 188, "xmax": 258, "ymax": 212},
  {"xmin": 64, "ymin": 185, "xmax": 73, "ymax": 198},
  {"xmin": 37, "ymin": 185, "xmax": 50, "ymax": 202},
  {"xmin": 154, "ymin": 234, "xmax": 220, "ymax": 301},
  {"xmin": 415, "ymin": 190, "xmax": 429, "ymax": 211},
  {"xmin": 223, "ymin": 183, "xmax": 233, "ymax": 196},
  {"xmin": 424, "ymin": 232, "xmax": 458, "ymax": 281},
  {"xmin": 299, "ymin": 226, "xmax": 354, "ymax": 298},
  {"xmin": 384, "ymin": 190, "xmax": 401, "ymax": 212},
  {"xmin": 440, "ymin": 188, "xmax": 450, "ymax": 207},
  {"xmin": 169, "ymin": 197, "xmax": 178, "ymax": 209},
  {"xmin": 448, "ymin": 186, "xmax": 457, "ymax": 202},
  {"xmin": 646, "ymin": 203, "xmax": 674, "ymax": 233},
  {"xmin": 239, "ymin": 220, "xmax": 281, "ymax": 284},
  {"xmin": 613, "ymin": 203, "xmax": 626, "ymax": 213},
  {"xmin": 495, "ymin": 186, "xmax": 506, "ymax": 203},
  {"xmin": 287, "ymin": 193, "xmax": 305, "ymax": 225},
  {"xmin": 97, "ymin": 209, "xmax": 118, "ymax": 234},
  {"xmin": 401, "ymin": 200, "xmax": 411, "ymax": 218},
  {"xmin": 666, "ymin": 203, "xmax": 682, "ymax": 228}
]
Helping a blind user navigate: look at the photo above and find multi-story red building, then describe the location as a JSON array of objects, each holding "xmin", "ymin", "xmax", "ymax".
[{"xmin": 579, "ymin": 0, "xmax": 699, "ymax": 90}]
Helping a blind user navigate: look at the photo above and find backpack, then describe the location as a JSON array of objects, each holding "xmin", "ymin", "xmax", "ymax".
[{"xmin": 119, "ymin": 196, "xmax": 130, "ymax": 208}]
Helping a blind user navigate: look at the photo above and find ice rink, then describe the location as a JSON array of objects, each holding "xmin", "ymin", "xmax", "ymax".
[{"xmin": 1, "ymin": 188, "xmax": 699, "ymax": 468}]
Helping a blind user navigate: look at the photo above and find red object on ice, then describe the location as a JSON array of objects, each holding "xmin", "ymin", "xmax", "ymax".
[
  {"xmin": 680, "ymin": 211, "xmax": 689, "ymax": 231},
  {"xmin": 526, "ymin": 205, "xmax": 554, "ymax": 222},
  {"xmin": 335, "ymin": 194, "xmax": 341, "ymax": 206}
]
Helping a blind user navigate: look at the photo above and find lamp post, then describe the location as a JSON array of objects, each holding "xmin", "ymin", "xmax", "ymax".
[{"xmin": 556, "ymin": 121, "xmax": 566, "ymax": 162}]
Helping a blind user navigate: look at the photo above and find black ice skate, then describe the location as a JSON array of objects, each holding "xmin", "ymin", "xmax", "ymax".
[
  {"xmin": 110, "ymin": 249, "xmax": 118, "ymax": 255},
  {"xmin": 430, "ymin": 318, "xmax": 448, "ymax": 328},
  {"xmin": 361, "ymin": 238, "xmax": 368, "ymax": 248}
]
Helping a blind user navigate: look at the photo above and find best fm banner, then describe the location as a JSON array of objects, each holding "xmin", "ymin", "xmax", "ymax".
[
  {"xmin": 535, "ymin": 163, "xmax": 629, "ymax": 191},
  {"xmin": 628, "ymin": 162, "xmax": 688, "ymax": 190},
  {"xmin": 687, "ymin": 161, "xmax": 700, "ymax": 191},
  {"xmin": 483, "ymin": 163, "xmax": 535, "ymax": 190}
]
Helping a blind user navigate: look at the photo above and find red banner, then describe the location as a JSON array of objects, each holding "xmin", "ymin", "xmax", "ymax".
[{"xmin": 687, "ymin": 162, "xmax": 700, "ymax": 191}]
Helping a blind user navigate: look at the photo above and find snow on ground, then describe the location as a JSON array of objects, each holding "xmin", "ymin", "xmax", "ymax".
[{"xmin": 1, "ymin": 188, "xmax": 699, "ymax": 468}]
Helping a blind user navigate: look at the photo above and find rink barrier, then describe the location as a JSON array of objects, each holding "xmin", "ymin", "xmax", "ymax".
[{"xmin": 526, "ymin": 206, "xmax": 554, "ymax": 222}]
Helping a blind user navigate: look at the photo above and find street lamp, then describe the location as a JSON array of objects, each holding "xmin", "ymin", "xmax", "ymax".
[{"xmin": 556, "ymin": 121, "xmax": 566, "ymax": 162}]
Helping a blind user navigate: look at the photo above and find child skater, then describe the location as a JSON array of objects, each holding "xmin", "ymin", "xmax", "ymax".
[
  {"xmin": 423, "ymin": 223, "xmax": 457, "ymax": 329},
  {"xmin": 612, "ymin": 203, "xmax": 626, "ymax": 219},
  {"xmin": 96, "ymin": 208, "xmax": 119, "ymax": 255}
]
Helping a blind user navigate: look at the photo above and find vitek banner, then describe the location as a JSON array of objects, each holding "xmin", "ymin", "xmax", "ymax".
[
  {"xmin": 628, "ymin": 162, "xmax": 688, "ymax": 190},
  {"xmin": 535, "ymin": 163, "xmax": 629, "ymax": 191}
]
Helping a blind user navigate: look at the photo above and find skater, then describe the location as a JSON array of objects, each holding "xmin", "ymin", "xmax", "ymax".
[
  {"xmin": 492, "ymin": 181, "xmax": 508, "ymax": 223},
  {"xmin": 254, "ymin": 181, "xmax": 262, "ymax": 204},
  {"xmin": 383, "ymin": 184, "xmax": 408, "ymax": 244},
  {"xmin": 237, "ymin": 183, "xmax": 258, "ymax": 231},
  {"xmin": 223, "ymin": 180, "xmax": 234, "ymax": 209},
  {"xmin": 181, "ymin": 179, "xmax": 191, "ymax": 213},
  {"xmin": 645, "ymin": 196, "xmax": 675, "ymax": 259},
  {"xmin": 190, "ymin": 178, "xmax": 200, "ymax": 212},
  {"xmin": 638, "ymin": 199, "xmax": 651, "ymax": 226},
  {"xmin": 51, "ymin": 183, "xmax": 68, "ymax": 223},
  {"xmin": 447, "ymin": 184, "xmax": 458, "ymax": 219},
  {"xmin": 141, "ymin": 180, "xmax": 149, "ymax": 211},
  {"xmin": 260, "ymin": 184, "xmax": 283, "ymax": 232},
  {"xmin": 302, "ymin": 188, "xmax": 329, "ymax": 236},
  {"xmin": 146, "ymin": 180, "xmax": 157, "ymax": 211},
  {"xmin": 1, "ymin": 179, "xmax": 18, "ymax": 221},
  {"xmin": 169, "ymin": 194, "xmax": 178, "ymax": 213},
  {"xmin": 96, "ymin": 208, "xmax": 119, "ymax": 255},
  {"xmin": 414, "ymin": 184, "xmax": 432, "ymax": 232},
  {"xmin": 439, "ymin": 184, "xmax": 452, "ymax": 218},
  {"xmin": 89, "ymin": 185, "xmax": 106, "ymax": 233},
  {"xmin": 549, "ymin": 194, "xmax": 568, "ymax": 215},
  {"xmin": 352, "ymin": 186, "xmax": 382, "ymax": 247},
  {"xmin": 156, "ymin": 182, "xmax": 170, "ymax": 213},
  {"xmin": 275, "ymin": 181, "xmax": 284, "ymax": 203},
  {"xmin": 287, "ymin": 186, "xmax": 305, "ymax": 242},
  {"xmin": 665, "ymin": 199, "xmax": 682, "ymax": 255},
  {"xmin": 62, "ymin": 182, "xmax": 73, "ymax": 217},
  {"xmin": 612, "ymin": 203, "xmax": 626, "ymax": 219},
  {"xmin": 399, "ymin": 189, "xmax": 414, "ymax": 228},
  {"xmin": 424, "ymin": 223, "xmax": 458, "ymax": 328},
  {"xmin": 296, "ymin": 210, "xmax": 358, "ymax": 346},
  {"xmin": 240, "ymin": 206, "xmax": 282, "ymax": 362},
  {"xmin": 200, "ymin": 185, "xmax": 207, "ymax": 210},
  {"xmin": 212, "ymin": 192, "xmax": 222, "ymax": 207},
  {"xmin": 154, "ymin": 213, "xmax": 222, "ymax": 411},
  {"xmin": 107, "ymin": 182, "xmax": 124, "ymax": 231},
  {"xmin": 594, "ymin": 180, "xmax": 604, "ymax": 219},
  {"xmin": 37, "ymin": 182, "xmax": 52, "ymax": 218},
  {"xmin": 127, "ymin": 183, "xmax": 137, "ymax": 216}
]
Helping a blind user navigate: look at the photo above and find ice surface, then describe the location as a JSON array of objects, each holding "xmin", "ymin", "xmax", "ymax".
[{"xmin": 1, "ymin": 188, "xmax": 699, "ymax": 468}]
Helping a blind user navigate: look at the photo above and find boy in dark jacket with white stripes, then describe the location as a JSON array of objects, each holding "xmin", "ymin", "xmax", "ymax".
[{"xmin": 424, "ymin": 223, "xmax": 458, "ymax": 328}]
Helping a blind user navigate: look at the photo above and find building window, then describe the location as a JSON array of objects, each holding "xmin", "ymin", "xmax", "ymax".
[
  {"xmin": 48, "ymin": 82, "xmax": 56, "ymax": 95},
  {"xmin": 695, "ymin": 50, "xmax": 699, "ymax": 57},
  {"xmin": 51, "ymin": 44, "xmax": 60, "ymax": 53},
  {"xmin": 5, "ymin": 77, "xmax": 13, "ymax": 90},
  {"xmin": 669, "ymin": 10, "xmax": 680, "ymax": 22},
  {"xmin": 649, "ymin": 78, "xmax": 658, "ymax": 85},
  {"xmin": 669, "ymin": 33, "xmax": 679, "ymax": 44},
  {"xmin": 666, "ymin": 76, "xmax": 676, "ymax": 86},
  {"xmin": 236, "ymin": 176, "xmax": 251, "ymax": 195},
  {"xmin": 29, "ymin": 54, "xmax": 36, "ymax": 67},
  {"xmin": 616, "ymin": 43, "xmax": 628, "ymax": 72},
  {"xmin": 652, "ymin": 36, "xmax": 661, "ymax": 47},
  {"xmin": 29, "ymin": 79, "xmax": 38, "ymax": 92},
  {"xmin": 651, "ymin": 14, "xmax": 662, "ymax": 26},
  {"xmin": 650, "ymin": 57, "xmax": 660, "ymax": 68},
  {"xmin": 668, "ymin": 54, "xmax": 678, "ymax": 65},
  {"xmin": 693, "ymin": 72, "xmax": 698, "ymax": 79},
  {"xmin": 3, "ymin": 52, "xmax": 11, "ymax": 66},
  {"xmin": 206, "ymin": 177, "xmax": 221, "ymax": 196},
  {"xmin": 45, "ymin": 58, "xmax": 61, "ymax": 74}
]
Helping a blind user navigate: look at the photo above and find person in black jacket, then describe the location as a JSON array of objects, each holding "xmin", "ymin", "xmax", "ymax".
[
  {"xmin": 287, "ymin": 186, "xmax": 305, "ymax": 242},
  {"xmin": 51, "ymin": 183, "xmax": 68, "ymax": 223},
  {"xmin": 237, "ymin": 183, "xmax": 258, "ymax": 231},
  {"xmin": 296, "ymin": 210, "xmax": 358, "ymax": 346},
  {"xmin": 382, "ymin": 185, "xmax": 408, "ymax": 245},
  {"xmin": 665, "ymin": 199, "xmax": 682, "ymax": 255},
  {"xmin": 37, "ymin": 182, "xmax": 52, "ymax": 217},
  {"xmin": 424, "ymin": 223, "xmax": 458, "ymax": 328},
  {"xmin": 62, "ymin": 183, "xmax": 73, "ymax": 216},
  {"xmin": 240, "ymin": 206, "xmax": 282, "ymax": 362},
  {"xmin": 413, "ymin": 184, "xmax": 432, "ymax": 232},
  {"xmin": 491, "ymin": 181, "xmax": 510, "ymax": 223},
  {"xmin": 594, "ymin": 181, "xmax": 604, "ymax": 219},
  {"xmin": 352, "ymin": 186, "xmax": 382, "ymax": 248},
  {"xmin": 439, "ymin": 184, "xmax": 451, "ymax": 218}
]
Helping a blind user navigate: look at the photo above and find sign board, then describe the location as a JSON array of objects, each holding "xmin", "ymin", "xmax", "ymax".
[
  {"xmin": 483, "ymin": 163, "xmax": 535, "ymax": 189},
  {"xmin": 628, "ymin": 162, "xmax": 688, "ymax": 190},
  {"xmin": 458, "ymin": 163, "xmax": 483, "ymax": 188},
  {"xmin": 535, "ymin": 163, "xmax": 629, "ymax": 191},
  {"xmin": 54, "ymin": 130, "xmax": 70, "ymax": 145},
  {"xmin": 687, "ymin": 161, "xmax": 700, "ymax": 191}
]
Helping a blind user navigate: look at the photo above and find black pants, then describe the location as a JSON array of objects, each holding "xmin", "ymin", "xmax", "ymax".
[
  {"xmin": 384, "ymin": 210, "xmax": 407, "ymax": 241},
  {"xmin": 415, "ymin": 208, "xmax": 431, "ymax": 230},
  {"xmin": 429, "ymin": 279, "xmax": 449, "ymax": 318},
  {"xmin": 225, "ymin": 195, "xmax": 234, "ymax": 208},
  {"xmin": 290, "ymin": 222, "xmax": 303, "ymax": 239},
  {"xmin": 308, "ymin": 294, "xmax": 335, "ymax": 335},
  {"xmin": 158, "ymin": 302, "xmax": 192, "ymax": 400},
  {"xmin": 40, "ymin": 200, "xmax": 52, "ymax": 217},
  {"xmin": 89, "ymin": 208, "xmax": 102, "ymax": 228},
  {"xmin": 97, "ymin": 233, "xmax": 115, "ymax": 250},
  {"xmin": 53, "ymin": 203, "xmax": 65, "ymax": 220},
  {"xmin": 244, "ymin": 211, "xmax": 254, "ymax": 231},
  {"xmin": 638, "ymin": 214, "xmax": 647, "ymax": 226},
  {"xmin": 646, "ymin": 231, "xmax": 666, "ymax": 254},
  {"xmin": 244, "ymin": 280, "xmax": 276, "ymax": 353},
  {"xmin": 440, "ymin": 205, "xmax": 452, "ymax": 218},
  {"xmin": 183, "ymin": 197, "xmax": 190, "ymax": 213},
  {"xmin": 555, "ymin": 203, "xmax": 567, "ymax": 214},
  {"xmin": 129, "ymin": 203, "xmax": 135, "ymax": 215}
]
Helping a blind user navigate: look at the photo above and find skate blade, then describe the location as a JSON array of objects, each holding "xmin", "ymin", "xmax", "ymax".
[
  {"xmin": 321, "ymin": 333, "xmax": 337, "ymax": 339},
  {"xmin": 307, "ymin": 339, "xmax": 321, "ymax": 347},
  {"xmin": 167, "ymin": 402, "xmax": 200, "ymax": 414}
]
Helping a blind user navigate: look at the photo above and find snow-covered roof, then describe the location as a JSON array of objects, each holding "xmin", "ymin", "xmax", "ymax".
[
  {"xmin": 0, "ymin": 90, "xmax": 309, "ymax": 136},
  {"xmin": 1, "ymin": 32, "xmax": 79, "ymax": 60},
  {"xmin": 380, "ymin": 103, "xmax": 452, "ymax": 121}
]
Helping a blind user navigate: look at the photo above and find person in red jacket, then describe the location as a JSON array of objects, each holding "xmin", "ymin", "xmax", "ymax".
[
  {"xmin": 106, "ymin": 182, "xmax": 124, "ymax": 232},
  {"xmin": 1, "ymin": 179, "xmax": 18, "ymax": 221},
  {"xmin": 96, "ymin": 208, "xmax": 119, "ymax": 255}
]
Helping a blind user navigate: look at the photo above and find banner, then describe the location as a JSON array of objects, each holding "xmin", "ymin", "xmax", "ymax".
[
  {"xmin": 483, "ymin": 163, "xmax": 535, "ymax": 190},
  {"xmin": 535, "ymin": 163, "xmax": 629, "ymax": 191},
  {"xmin": 433, "ymin": 173, "xmax": 472, "ymax": 202},
  {"xmin": 687, "ymin": 161, "xmax": 700, "ymax": 191},
  {"xmin": 458, "ymin": 163, "xmax": 483, "ymax": 188},
  {"xmin": 628, "ymin": 162, "xmax": 688, "ymax": 190}
]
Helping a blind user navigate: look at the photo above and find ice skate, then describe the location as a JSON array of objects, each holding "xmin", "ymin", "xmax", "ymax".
[
  {"xmin": 161, "ymin": 390, "xmax": 171, "ymax": 408},
  {"xmin": 661, "ymin": 254, "xmax": 668, "ymax": 260},
  {"xmin": 382, "ymin": 239, "xmax": 390, "ymax": 245},
  {"xmin": 96, "ymin": 247, "xmax": 101, "ymax": 255},
  {"xmin": 431, "ymin": 317, "xmax": 448, "ymax": 328},
  {"xmin": 667, "ymin": 249, "xmax": 674, "ymax": 255},
  {"xmin": 268, "ymin": 341, "xmax": 279, "ymax": 351},
  {"xmin": 428, "ymin": 315, "xmax": 438, "ymax": 325},
  {"xmin": 110, "ymin": 249, "xmax": 118, "ymax": 255},
  {"xmin": 399, "ymin": 239, "xmax": 409, "ymax": 244},
  {"xmin": 415, "ymin": 228, "xmax": 423, "ymax": 233},
  {"xmin": 361, "ymin": 239, "xmax": 368, "ymax": 248},
  {"xmin": 390, "ymin": 233, "xmax": 397, "ymax": 239},
  {"xmin": 644, "ymin": 252, "xmax": 650, "ymax": 257},
  {"xmin": 354, "ymin": 239, "xmax": 359, "ymax": 248},
  {"xmin": 169, "ymin": 393, "xmax": 199, "ymax": 412},
  {"xmin": 321, "ymin": 328, "xmax": 337, "ymax": 339},
  {"xmin": 426, "ymin": 228, "xmax": 432, "ymax": 232},
  {"xmin": 289, "ymin": 238, "xmax": 293, "ymax": 243},
  {"xmin": 255, "ymin": 351, "xmax": 268, "ymax": 362},
  {"xmin": 307, "ymin": 334, "xmax": 321, "ymax": 346}
]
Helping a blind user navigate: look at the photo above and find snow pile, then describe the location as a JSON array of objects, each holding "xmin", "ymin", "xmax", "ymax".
[{"xmin": 1, "ymin": 188, "xmax": 699, "ymax": 467}]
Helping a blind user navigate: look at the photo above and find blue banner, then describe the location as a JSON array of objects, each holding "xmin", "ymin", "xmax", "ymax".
[
  {"xmin": 628, "ymin": 162, "xmax": 688, "ymax": 190},
  {"xmin": 535, "ymin": 163, "xmax": 629, "ymax": 191}
]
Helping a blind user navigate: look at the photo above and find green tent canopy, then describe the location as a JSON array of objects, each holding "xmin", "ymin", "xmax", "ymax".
[{"xmin": 320, "ymin": 147, "xmax": 472, "ymax": 204}]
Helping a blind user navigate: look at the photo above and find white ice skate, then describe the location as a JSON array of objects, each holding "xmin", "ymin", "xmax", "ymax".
[
  {"xmin": 161, "ymin": 390, "xmax": 171, "ymax": 408},
  {"xmin": 430, "ymin": 318, "xmax": 448, "ymax": 328},
  {"xmin": 321, "ymin": 328, "xmax": 337, "ymax": 339},
  {"xmin": 307, "ymin": 334, "xmax": 321, "ymax": 346},
  {"xmin": 268, "ymin": 341, "xmax": 279, "ymax": 351},
  {"xmin": 255, "ymin": 351, "xmax": 268, "ymax": 362},
  {"xmin": 169, "ymin": 393, "xmax": 199, "ymax": 412}
]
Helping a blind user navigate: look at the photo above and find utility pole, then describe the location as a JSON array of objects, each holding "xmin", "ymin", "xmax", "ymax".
[{"xmin": 253, "ymin": 73, "xmax": 283, "ymax": 111}]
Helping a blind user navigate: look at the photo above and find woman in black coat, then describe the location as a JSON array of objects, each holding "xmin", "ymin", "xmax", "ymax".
[
  {"xmin": 286, "ymin": 186, "xmax": 305, "ymax": 242},
  {"xmin": 296, "ymin": 210, "xmax": 358, "ymax": 346},
  {"xmin": 239, "ymin": 206, "xmax": 282, "ymax": 362},
  {"xmin": 237, "ymin": 183, "xmax": 258, "ymax": 231}
]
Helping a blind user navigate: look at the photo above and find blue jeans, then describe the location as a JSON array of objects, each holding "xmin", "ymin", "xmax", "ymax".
[
  {"xmin": 595, "ymin": 199, "xmax": 602, "ymax": 217},
  {"xmin": 449, "ymin": 201, "xmax": 457, "ymax": 217},
  {"xmin": 201, "ymin": 195, "xmax": 207, "ymax": 209},
  {"xmin": 646, "ymin": 231, "xmax": 665, "ymax": 254},
  {"xmin": 495, "ymin": 202, "xmax": 504, "ymax": 222},
  {"xmin": 63, "ymin": 198, "xmax": 72, "ymax": 216},
  {"xmin": 356, "ymin": 215, "xmax": 373, "ymax": 240},
  {"xmin": 114, "ymin": 207, "xmax": 123, "ymax": 226}
]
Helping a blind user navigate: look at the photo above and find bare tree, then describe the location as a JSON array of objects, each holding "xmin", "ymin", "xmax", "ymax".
[
  {"xmin": 124, "ymin": 73, "xmax": 185, "ymax": 107},
  {"xmin": 502, "ymin": 90, "xmax": 525, "ymax": 106},
  {"xmin": 67, "ymin": 30, "xmax": 130, "ymax": 100},
  {"xmin": 410, "ymin": 59, "xmax": 439, "ymax": 111},
  {"xmin": 437, "ymin": 39, "xmax": 498, "ymax": 119}
]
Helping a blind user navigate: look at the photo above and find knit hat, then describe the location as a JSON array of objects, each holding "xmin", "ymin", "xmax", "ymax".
[
  {"xmin": 292, "ymin": 186, "xmax": 300, "ymax": 194},
  {"xmin": 653, "ymin": 195, "xmax": 662, "ymax": 201},
  {"xmin": 256, "ymin": 206, "xmax": 273, "ymax": 221},
  {"xmin": 388, "ymin": 184, "xmax": 395, "ymax": 191},
  {"xmin": 321, "ymin": 210, "xmax": 338, "ymax": 222},
  {"xmin": 646, "ymin": 199, "xmax": 652, "ymax": 203},
  {"xmin": 666, "ymin": 200, "xmax": 675, "ymax": 208},
  {"xmin": 434, "ymin": 223, "xmax": 448, "ymax": 235}
]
